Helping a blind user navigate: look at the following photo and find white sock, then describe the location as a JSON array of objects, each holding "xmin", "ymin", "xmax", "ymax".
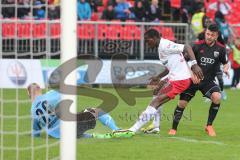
[
  {"xmin": 129, "ymin": 106, "xmax": 157, "ymax": 132},
  {"xmin": 153, "ymin": 106, "xmax": 162, "ymax": 129}
]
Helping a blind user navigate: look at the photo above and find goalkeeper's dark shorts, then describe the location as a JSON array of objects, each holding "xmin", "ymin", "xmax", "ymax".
[{"xmin": 76, "ymin": 108, "xmax": 97, "ymax": 138}]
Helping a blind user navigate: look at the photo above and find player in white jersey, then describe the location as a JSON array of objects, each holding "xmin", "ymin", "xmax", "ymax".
[{"xmin": 114, "ymin": 29, "xmax": 203, "ymax": 135}]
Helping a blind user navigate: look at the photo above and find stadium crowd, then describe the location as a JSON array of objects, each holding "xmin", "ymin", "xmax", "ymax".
[
  {"xmin": 1, "ymin": 0, "xmax": 238, "ymax": 43},
  {"xmin": 0, "ymin": 0, "xmax": 235, "ymax": 23}
]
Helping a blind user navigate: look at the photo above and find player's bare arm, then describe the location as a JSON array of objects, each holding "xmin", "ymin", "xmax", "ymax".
[
  {"xmin": 183, "ymin": 44, "xmax": 204, "ymax": 80},
  {"xmin": 149, "ymin": 67, "xmax": 169, "ymax": 85}
]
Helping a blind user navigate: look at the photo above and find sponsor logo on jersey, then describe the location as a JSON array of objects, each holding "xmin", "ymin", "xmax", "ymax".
[
  {"xmin": 214, "ymin": 51, "xmax": 219, "ymax": 58},
  {"xmin": 200, "ymin": 57, "xmax": 215, "ymax": 65}
]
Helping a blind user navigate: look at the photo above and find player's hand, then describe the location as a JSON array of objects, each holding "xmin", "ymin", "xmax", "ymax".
[
  {"xmin": 191, "ymin": 73, "xmax": 201, "ymax": 84},
  {"xmin": 191, "ymin": 64, "xmax": 204, "ymax": 80},
  {"xmin": 223, "ymin": 64, "xmax": 230, "ymax": 79},
  {"xmin": 148, "ymin": 76, "xmax": 160, "ymax": 85},
  {"xmin": 224, "ymin": 71, "xmax": 230, "ymax": 79}
]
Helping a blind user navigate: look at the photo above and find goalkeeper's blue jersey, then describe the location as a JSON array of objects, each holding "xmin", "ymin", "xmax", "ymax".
[{"xmin": 31, "ymin": 90, "xmax": 61, "ymax": 139}]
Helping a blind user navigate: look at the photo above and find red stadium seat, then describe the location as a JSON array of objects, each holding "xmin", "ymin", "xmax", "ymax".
[
  {"xmin": 132, "ymin": 26, "xmax": 141, "ymax": 40},
  {"xmin": 2, "ymin": 23, "xmax": 15, "ymax": 38},
  {"xmin": 162, "ymin": 27, "xmax": 175, "ymax": 41},
  {"xmin": 50, "ymin": 23, "xmax": 60, "ymax": 38},
  {"xmin": 98, "ymin": 24, "xmax": 107, "ymax": 40},
  {"xmin": 105, "ymin": 25, "xmax": 120, "ymax": 40},
  {"xmin": 119, "ymin": 27, "xmax": 133, "ymax": 40},
  {"xmin": 206, "ymin": 10, "xmax": 215, "ymax": 20},
  {"xmin": 17, "ymin": 23, "xmax": 31, "ymax": 38},
  {"xmin": 32, "ymin": 23, "xmax": 47, "ymax": 38},
  {"xmin": 170, "ymin": 0, "xmax": 181, "ymax": 8},
  {"xmin": 78, "ymin": 24, "xmax": 94, "ymax": 40}
]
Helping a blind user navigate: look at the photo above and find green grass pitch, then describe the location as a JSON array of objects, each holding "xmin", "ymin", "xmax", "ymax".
[{"xmin": 0, "ymin": 88, "xmax": 240, "ymax": 160}]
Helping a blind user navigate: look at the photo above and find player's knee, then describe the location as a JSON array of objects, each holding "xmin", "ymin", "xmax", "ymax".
[
  {"xmin": 211, "ymin": 92, "xmax": 221, "ymax": 104},
  {"xmin": 178, "ymin": 100, "xmax": 188, "ymax": 108}
]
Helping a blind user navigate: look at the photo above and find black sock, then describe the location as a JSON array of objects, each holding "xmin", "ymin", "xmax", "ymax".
[
  {"xmin": 172, "ymin": 106, "xmax": 185, "ymax": 130},
  {"xmin": 207, "ymin": 103, "xmax": 220, "ymax": 126}
]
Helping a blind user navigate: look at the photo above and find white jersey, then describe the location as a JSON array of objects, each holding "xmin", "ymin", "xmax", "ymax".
[{"xmin": 158, "ymin": 38, "xmax": 191, "ymax": 81}]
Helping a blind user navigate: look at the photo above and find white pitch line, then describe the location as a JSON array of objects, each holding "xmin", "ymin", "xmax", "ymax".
[{"xmin": 168, "ymin": 137, "xmax": 226, "ymax": 146}]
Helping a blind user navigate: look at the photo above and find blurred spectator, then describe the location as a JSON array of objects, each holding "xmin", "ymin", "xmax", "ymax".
[
  {"xmin": 135, "ymin": 0, "xmax": 150, "ymax": 14},
  {"xmin": 229, "ymin": 37, "xmax": 240, "ymax": 89},
  {"xmin": 130, "ymin": 0, "xmax": 146, "ymax": 22},
  {"xmin": 181, "ymin": 0, "xmax": 194, "ymax": 15},
  {"xmin": 101, "ymin": 3, "xmax": 116, "ymax": 20},
  {"xmin": 208, "ymin": 0, "xmax": 231, "ymax": 16},
  {"xmin": 191, "ymin": 3, "xmax": 208, "ymax": 36},
  {"xmin": 114, "ymin": 0, "xmax": 132, "ymax": 21},
  {"xmin": 170, "ymin": 0, "xmax": 181, "ymax": 21},
  {"xmin": 180, "ymin": 0, "xmax": 199, "ymax": 23},
  {"xmin": 33, "ymin": 0, "xmax": 46, "ymax": 19},
  {"xmin": 215, "ymin": 14, "xmax": 230, "ymax": 44},
  {"xmin": 48, "ymin": 0, "xmax": 59, "ymax": 5},
  {"xmin": 87, "ymin": 0, "xmax": 98, "ymax": 12},
  {"xmin": 17, "ymin": 0, "xmax": 31, "ymax": 19},
  {"xmin": 48, "ymin": 0, "xmax": 54, "ymax": 4},
  {"xmin": 48, "ymin": 5, "xmax": 60, "ymax": 19},
  {"xmin": 147, "ymin": 0, "xmax": 161, "ymax": 22},
  {"xmin": 2, "ymin": 0, "xmax": 15, "ymax": 18},
  {"xmin": 53, "ymin": 0, "xmax": 60, "ymax": 5},
  {"xmin": 77, "ymin": 0, "xmax": 91, "ymax": 20},
  {"xmin": 46, "ymin": 0, "xmax": 60, "ymax": 5}
]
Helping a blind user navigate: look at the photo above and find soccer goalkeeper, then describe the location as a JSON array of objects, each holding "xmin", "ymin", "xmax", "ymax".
[{"xmin": 27, "ymin": 83, "xmax": 131, "ymax": 139}]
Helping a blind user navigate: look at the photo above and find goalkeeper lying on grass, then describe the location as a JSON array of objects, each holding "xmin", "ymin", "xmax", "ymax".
[{"xmin": 27, "ymin": 83, "xmax": 134, "ymax": 139}]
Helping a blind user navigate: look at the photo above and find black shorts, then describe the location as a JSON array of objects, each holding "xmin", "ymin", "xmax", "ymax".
[
  {"xmin": 180, "ymin": 80, "xmax": 221, "ymax": 102},
  {"xmin": 76, "ymin": 108, "xmax": 97, "ymax": 138}
]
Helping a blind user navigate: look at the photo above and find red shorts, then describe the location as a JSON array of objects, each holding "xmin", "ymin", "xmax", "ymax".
[{"xmin": 160, "ymin": 78, "xmax": 191, "ymax": 99}]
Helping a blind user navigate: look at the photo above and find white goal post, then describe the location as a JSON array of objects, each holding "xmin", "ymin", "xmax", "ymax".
[{"xmin": 60, "ymin": 0, "xmax": 77, "ymax": 160}]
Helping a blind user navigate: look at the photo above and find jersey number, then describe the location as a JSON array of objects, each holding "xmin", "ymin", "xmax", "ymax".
[{"xmin": 36, "ymin": 101, "xmax": 54, "ymax": 126}]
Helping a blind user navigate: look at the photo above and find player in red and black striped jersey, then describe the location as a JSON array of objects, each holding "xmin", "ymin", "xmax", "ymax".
[{"xmin": 169, "ymin": 23, "xmax": 230, "ymax": 136}]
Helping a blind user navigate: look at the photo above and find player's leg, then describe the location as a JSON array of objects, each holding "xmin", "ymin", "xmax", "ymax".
[
  {"xmin": 141, "ymin": 94, "xmax": 162, "ymax": 134},
  {"xmin": 76, "ymin": 109, "xmax": 118, "ymax": 139},
  {"xmin": 216, "ymin": 72, "xmax": 227, "ymax": 100},
  {"xmin": 96, "ymin": 108, "xmax": 120, "ymax": 131},
  {"xmin": 151, "ymin": 106, "xmax": 162, "ymax": 132},
  {"xmin": 126, "ymin": 79, "xmax": 172, "ymax": 133},
  {"xmin": 129, "ymin": 93, "xmax": 170, "ymax": 133},
  {"xmin": 76, "ymin": 111, "xmax": 97, "ymax": 138},
  {"xmin": 141, "ymin": 104, "xmax": 162, "ymax": 134},
  {"xmin": 202, "ymin": 82, "xmax": 221, "ymax": 136},
  {"xmin": 169, "ymin": 83, "xmax": 196, "ymax": 135},
  {"xmin": 169, "ymin": 92, "xmax": 195, "ymax": 135},
  {"xmin": 128, "ymin": 79, "xmax": 191, "ymax": 133}
]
